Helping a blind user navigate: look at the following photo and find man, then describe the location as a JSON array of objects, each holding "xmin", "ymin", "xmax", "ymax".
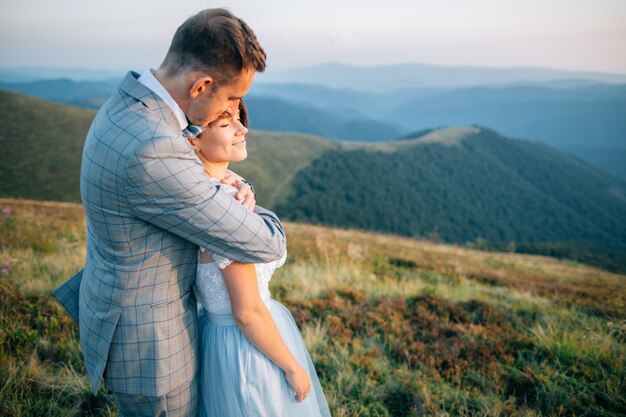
[{"xmin": 52, "ymin": 9, "xmax": 285, "ymax": 416}]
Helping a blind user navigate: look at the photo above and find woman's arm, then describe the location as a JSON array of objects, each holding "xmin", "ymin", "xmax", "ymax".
[{"xmin": 221, "ymin": 262, "xmax": 311, "ymax": 402}]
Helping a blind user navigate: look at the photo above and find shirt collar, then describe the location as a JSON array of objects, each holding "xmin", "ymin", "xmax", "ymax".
[{"xmin": 137, "ymin": 69, "xmax": 188, "ymax": 130}]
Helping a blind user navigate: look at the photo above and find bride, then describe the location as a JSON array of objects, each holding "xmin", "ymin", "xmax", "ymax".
[{"xmin": 188, "ymin": 101, "xmax": 331, "ymax": 417}]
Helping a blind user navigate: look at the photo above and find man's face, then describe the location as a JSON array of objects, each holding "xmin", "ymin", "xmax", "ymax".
[{"xmin": 188, "ymin": 68, "xmax": 255, "ymax": 127}]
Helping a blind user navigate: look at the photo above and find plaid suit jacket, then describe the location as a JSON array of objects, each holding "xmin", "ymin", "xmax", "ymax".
[{"xmin": 52, "ymin": 71, "xmax": 286, "ymax": 397}]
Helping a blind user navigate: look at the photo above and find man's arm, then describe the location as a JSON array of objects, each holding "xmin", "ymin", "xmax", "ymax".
[{"xmin": 125, "ymin": 137, "xmax": 285, "ymax": 264}]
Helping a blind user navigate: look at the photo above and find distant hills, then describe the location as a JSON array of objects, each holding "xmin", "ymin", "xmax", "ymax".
[
  {"xmin": 0, "ymin": 78, "xmax": 116, "ymax": 108},
  {"xmin": 3, "ymin": 64, "xmax": 623, "ymax": 180},
  {"xmin": 249, "ymin": 81, "xmax": 626, "ymax": 180},
  {"xmin": 1, "ymin": 89, "xmax": 625, "ymax": 272},
  {"xmin": 384, "ymin": 85, "xmax": 626, "ymax": 180},
  {"xmin": 0, "ymin": 78, "xmax": 401, "ymax": 141},
  {"xmin": 7, "ymin": 63, "xmax": 626, "ymax": 89},
  {"xmin": 0, "ymin": 66, "xmax": 124, "ymax": 83},
  {"xmin": 245, "ymin": 96, "xmax": 402, "ymax": 141},
  {"xmin": 385, "ymin": 84, "xmax": 626, "ymax": 149},
  {"xmin": 257, "ymin": 62, "xmax": 626, "ymax": 92}
]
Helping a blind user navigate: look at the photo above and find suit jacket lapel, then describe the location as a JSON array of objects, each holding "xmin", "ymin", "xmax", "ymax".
[{"xmin": 119, "ymin": 71, "xmax": 182, "ymax": 133}]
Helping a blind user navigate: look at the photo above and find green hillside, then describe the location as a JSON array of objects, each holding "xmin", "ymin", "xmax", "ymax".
[
  {"xmin": 231, "ymin": 130, "xmax": 338, "ymax": 207},
  {"xmin": 1, "ymin": 199, "xmax": 624, "ymax": 416},
  {"xmin": 0, "ymin": 90, "xmax": 334, "ymax": 207},
  {"xmin": 2, "ymin": 90, "xmax": 624, "ymax": 272},
  {"xmin": 276, "ymin": 127, "xmax": 626, "ymax": 272},
  {"xmin": 0, "ymin": 90, "xmax": 95, "ymax": 202}
]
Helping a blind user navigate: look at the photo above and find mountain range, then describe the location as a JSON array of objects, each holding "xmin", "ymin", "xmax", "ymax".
[
  {"xmin": 249, "ymin": 81, "xmax": 626, "ymax": 180},
  {"xmin": 0, "ymin": 67, "xmax": 124, "ymax": 83},
  {"xmin": 6, "ymin": 63, "xmax": 625, "ymax": 88},
  {"xmin": 256, "ymin": 62, "xmax": 626, "ymax": 91},
  {"xmin": 0, "ymin": 78, "xmax": 116, "ymax": 108},
  {"xmin": 245, "ymin": 97, "xmax": 402, "ymax": 141},
  {"xmin": 1, "ymin": 63, "xmax": 624, "ymax": 180},
  {"xmin": 1, "ymin": 89, "xmax": 624, "ymax": 272}
]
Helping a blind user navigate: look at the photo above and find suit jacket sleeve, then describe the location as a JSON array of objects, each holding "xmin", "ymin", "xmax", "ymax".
[{"xmin": 125, "ymin": 136, "xmax": 286, "ymax": 264}]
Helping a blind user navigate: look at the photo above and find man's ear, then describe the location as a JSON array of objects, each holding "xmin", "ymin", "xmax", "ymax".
[{"xmin": 190, "ymin": 76, "xmax": 214, "ymax": 98}]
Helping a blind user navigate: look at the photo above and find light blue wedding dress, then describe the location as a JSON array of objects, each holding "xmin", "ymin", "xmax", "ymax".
[{"xmin": 194, "ymin": 184, "xmax": 331, "ymax": 417}]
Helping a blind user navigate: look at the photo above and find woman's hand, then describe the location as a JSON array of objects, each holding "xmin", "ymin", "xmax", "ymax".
[
  {"xmin": 285, "ymin": 365, "xmax": 312, "ymax": 402},
  {"xmin": 222, "ymin": 170, "xmax": 256, "ymax": 212},
  {"xmin": 223, "ymin": 263, "xmax": 311, "ymax": 403}
]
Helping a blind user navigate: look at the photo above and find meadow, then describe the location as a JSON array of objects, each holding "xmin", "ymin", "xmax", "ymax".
[{"xmin": 0, "ymin": 198, "xmax": 624, "ymax": 416}]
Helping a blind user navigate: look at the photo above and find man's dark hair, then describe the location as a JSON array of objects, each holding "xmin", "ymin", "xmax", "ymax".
[{"xmin": 162, "ymin": 8, "xmax": 266, "ymax": 83}]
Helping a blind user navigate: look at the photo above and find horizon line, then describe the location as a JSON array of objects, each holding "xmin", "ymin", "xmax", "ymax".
[{"xmin": 1, "ymin": 61, "xmax": 626, "ymax": 77}]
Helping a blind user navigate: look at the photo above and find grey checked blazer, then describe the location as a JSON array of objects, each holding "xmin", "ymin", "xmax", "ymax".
[{"xmin": 52, "ymin": 71, "xmax": 286, "ymax": 397}]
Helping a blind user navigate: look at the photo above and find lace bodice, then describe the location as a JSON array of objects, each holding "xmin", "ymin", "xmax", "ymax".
[
  {"xmin": 193, "ymin": 179, "xmax": 287, "ymax": 314},
  {"xmin": 194, "ymin": 250, "xmax": 287, "ymax": 314}
]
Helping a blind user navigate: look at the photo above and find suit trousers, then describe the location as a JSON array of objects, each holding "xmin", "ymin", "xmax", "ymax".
[{"xmin": 114, "ymin": 374, "xmax": 198, "ymax": 417}]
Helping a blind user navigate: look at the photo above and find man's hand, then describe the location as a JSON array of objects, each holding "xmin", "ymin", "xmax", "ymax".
[{"xmin": 222, "ymin": 170, "xmax": 256, "ymax": 211}]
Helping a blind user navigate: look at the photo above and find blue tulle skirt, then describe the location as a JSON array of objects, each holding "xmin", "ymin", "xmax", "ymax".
[{"xmin": 197, "ymin": 300, "xmax": 331, "ymax": 417}]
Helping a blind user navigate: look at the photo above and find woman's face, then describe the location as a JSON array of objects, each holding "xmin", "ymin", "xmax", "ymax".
[{"xmin": 194, "ymin": 111, "xmax": 249, "ymax": 163}]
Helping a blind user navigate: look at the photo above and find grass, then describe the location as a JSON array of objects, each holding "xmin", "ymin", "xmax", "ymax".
[{"xmin": 1, "ymin": 198, "xmax": 624, "ymax": 416}]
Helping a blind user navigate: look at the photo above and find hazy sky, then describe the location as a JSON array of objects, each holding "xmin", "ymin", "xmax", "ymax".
[{"xmin": 1, "ymin": 0, "xmax": 625, "ymax": 74}]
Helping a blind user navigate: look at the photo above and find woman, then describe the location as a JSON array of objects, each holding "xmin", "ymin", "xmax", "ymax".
[{"xmin": 188, "ymin": 101, "xmax": 331, "ymax": 417}]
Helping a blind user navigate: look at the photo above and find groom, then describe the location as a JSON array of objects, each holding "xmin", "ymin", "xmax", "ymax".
[{"xmin": 52, "ymin": 9, "xmax": 285, "ymax": 416}]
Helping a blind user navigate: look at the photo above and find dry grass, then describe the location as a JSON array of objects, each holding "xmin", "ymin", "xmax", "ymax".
[
  {"xmin": 1, "ymin": 198, "xmax": 624, "ymax": 416},
  {"xmin": 280, "ymin": 222, "xmax": 625, "ymax": 316}
]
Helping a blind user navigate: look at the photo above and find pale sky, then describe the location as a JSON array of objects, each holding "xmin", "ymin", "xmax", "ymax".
[{"xmin": 1, "ymin": 0, "xmax": 625, "ymax": 74}]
